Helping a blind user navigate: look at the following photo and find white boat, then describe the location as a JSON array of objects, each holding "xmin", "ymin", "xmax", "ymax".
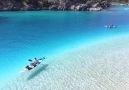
[{"xmin": 20, "ymin": 57, "xmax": 45, "ymax": 73}]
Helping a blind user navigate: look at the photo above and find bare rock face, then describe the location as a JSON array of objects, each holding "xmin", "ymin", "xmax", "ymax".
[
  {"xmin": 22, "ymin": 2, "xmax": 30, "ymax": 10},
  {"xmin": 49, "ymin": 5, "xmax": 58, "ymax": 10},
  {"xmin": 88, "ymin": 7, "xmax": 103, "ymax": 11},
  {"xmin": 92, "ymin": 3, "xmax": 101, "ymax": 8},
  {"xmin": 70, "ymin": 5, "xmax": 75, "ymax": 10},
  {"xmin": 100, "ymin": 1, "xmax": 110, "ymax": 8},
  {"xmin": 58, "ymin": 1, "xmax": 72, "ymax": 11},
  {"xmin": 75, "ymin": 4, "xmax": 88, "ymax": 11},
  {"xmin": 0, "ymin": 0, "xmax": 110, "ymax": 11}
]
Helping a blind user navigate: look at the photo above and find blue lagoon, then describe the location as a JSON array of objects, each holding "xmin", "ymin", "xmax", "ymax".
[{"xmin": 0, "ymin": 6, "xmax": 129, "ymax": 90}]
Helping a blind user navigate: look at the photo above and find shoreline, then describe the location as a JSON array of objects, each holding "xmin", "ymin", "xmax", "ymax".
[
  {"xmin": 0, "ymin": 4, "xmax": 128, "ymax": 12},
  {"xmin": 0, "ymin": 1, "xmax": 129, "ymax": 12},
  {"xmin": 1, "ymin": 34, "xmax": 129, "ymax": 90},
  {"xmin": 110, "ymin": 2, "xmax": 129, "ymax": 6},
  {"xmin": 0, "ymin": 1, "xmax": 110, "ymax": 11}
]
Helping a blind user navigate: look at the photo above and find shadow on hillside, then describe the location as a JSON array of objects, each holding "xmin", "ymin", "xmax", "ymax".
[{"xmin": 27, "ymin": 64, "xmax": 49, "ymax": 80}]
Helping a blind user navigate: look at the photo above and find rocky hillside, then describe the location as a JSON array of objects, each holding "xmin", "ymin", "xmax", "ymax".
[{"xmin": 0, "ymin": 0, "xmax": 128, "ymax": 11}]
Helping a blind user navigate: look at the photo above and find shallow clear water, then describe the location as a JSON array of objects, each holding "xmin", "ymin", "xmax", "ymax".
[{"xmin": 0, "ymin": 6, "xmax": 129, "ymax": 83}]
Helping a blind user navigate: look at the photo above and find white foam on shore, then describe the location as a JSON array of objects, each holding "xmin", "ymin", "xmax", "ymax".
[{"xmin": 1, "ymin": 34, "xmax": 129, "ymax": 90}]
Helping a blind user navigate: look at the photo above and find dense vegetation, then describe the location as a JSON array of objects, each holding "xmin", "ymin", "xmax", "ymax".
[{"xmin": 0, "ymin": 0, "xmax": 128, "ymax": 11}]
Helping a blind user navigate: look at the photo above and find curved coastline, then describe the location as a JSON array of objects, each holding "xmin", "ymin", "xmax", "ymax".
[
  {"xmin": 0, "ymin": 0, "xmax": 129, "ymax": 12},
  {"xmin": 0, "ymin": 1, "xmax": 115, "ymax": 11},
  {"xmin": 0, "ymin": 3, "xmax": 129, "ymax": 90},
  {"xmin": 1, "ymin": 34, "xmax": 129, "ymax": 90}
]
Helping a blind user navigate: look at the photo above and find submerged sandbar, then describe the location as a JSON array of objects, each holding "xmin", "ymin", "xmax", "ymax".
[{"xmin": 1, "ymin": 34, "xmax": 129, "ymax": 90}]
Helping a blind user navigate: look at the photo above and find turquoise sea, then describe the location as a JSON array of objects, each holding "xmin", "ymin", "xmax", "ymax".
[{"xmin": 0, "ymin": 6, "xmax": 129, "ymax": 86}]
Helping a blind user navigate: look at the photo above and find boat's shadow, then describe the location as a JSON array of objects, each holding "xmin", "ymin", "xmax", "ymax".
[{"xmin": 27, "ymin": 64, "xmax": 49, "ymax": 80}]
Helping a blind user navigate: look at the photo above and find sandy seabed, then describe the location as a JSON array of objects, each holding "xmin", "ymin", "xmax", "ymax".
[{"xmin": 1, "ymin": 34, "xmax": 129, "ymax": 90}]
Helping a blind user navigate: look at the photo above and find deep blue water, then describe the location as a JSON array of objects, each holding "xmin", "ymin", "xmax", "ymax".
[{"xmin": 0, "ymin": 6, "xmax": 129, "ymax": 83}]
